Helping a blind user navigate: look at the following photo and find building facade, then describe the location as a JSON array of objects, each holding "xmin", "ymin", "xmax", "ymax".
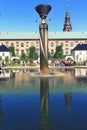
[
  {"xmin": 0, "ymin": 32, "xmax": 87, "ymax": 57},
  {"xmin": 72, "ymin": 44, "xmax": 87, "ymax": 62},
  {"xmin": 0, "ymin": 45, "xmax": 12, "ymax": 60},
  {"xmin": 0, "ymin": 10, "xmax": 87, "ymax": 58}
]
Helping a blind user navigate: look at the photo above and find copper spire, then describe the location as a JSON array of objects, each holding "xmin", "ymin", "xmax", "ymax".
[{"xmin": 63, "ymin": 9, "xmax": 72, "ymax": 32}]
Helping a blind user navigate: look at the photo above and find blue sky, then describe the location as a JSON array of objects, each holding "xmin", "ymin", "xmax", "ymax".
[{"xmin": 0, "ymin": 0, "xmax": 87, "ymax": 32}]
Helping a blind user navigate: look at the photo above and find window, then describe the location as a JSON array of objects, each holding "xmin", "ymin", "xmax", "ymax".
[
  {"xmin": 5, "ymin": 42, "xmax": 8, "ymax": 47},
  {"xmin": 16, "ymin": 42, "xmax": 19, "ymax": 47},
  {"xmin": 21, "ymin": 43, "xmax": 24, "ymax": 47},
  {"xmin": 61, "ymin": 42, "xmax": 63, "ymax": 46},
  {"xmin": 31, "ymin": 42, "xmax": 34, "ymax": 46},
  {"xmin": 65, "ymin": 51, "xmax": 68, "ymax": 55},
  {"xmin": 16, "ymin": 49, "xmax": 19, "ymax": 52},
  {"xmin": 21, "ymin": 50, "xmax": 24, "ymax": 54},
  {"xmin": 51, "ymin": 49, "xmax": 54, "ymax": 54},
  {"xmin": 65, "ymin": 44, "xmax": 68, "ymax": 46},
  {"xmin": 16, "ymin": 49, "xmax": 19, "ymax": 56},
  {"xmin": 65, "ymin": 48, "xmax": 69, "ymax": 50},
  {"xmin": 56, "ymin": 42, "xmax": 58, "ymax": 46},
  {"xmin": 26, "ymin": 42, "xmax": 29, "ymax": 47},
  {"xmin": 26, "ymin": 49, "xmax": 29, "ymax": 55},
  {"xmin": 11, "ymin": 43, "xmax": 14, "ymax": 46},
  {"xmin": 71, "ymin": 42, "xmax": 73, "ymax": 47},
  {"xmin": 36, "ymin": 42, "xmax": 39, "ymax": 47},
  {"xmin": 65, "ymin": 48, "xmax": 69, "ymax": 55},
  {"xmin": 51, "ymin": 42, "xmax": 54, "ymax": 47}
]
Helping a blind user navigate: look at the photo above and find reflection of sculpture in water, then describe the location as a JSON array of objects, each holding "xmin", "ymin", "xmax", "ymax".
[
  {"xmin": 64, "ymin": 93, "xmax": 72, "ymax": 112},
  {"xmin": 40, "ymin": 78, "xmax": 49, "ymax": 130}
]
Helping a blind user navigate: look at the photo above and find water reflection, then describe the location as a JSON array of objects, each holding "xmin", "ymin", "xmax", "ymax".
[
  {"xmin": 1, "ymin": 68, "xmax": 87, "ymax": 81},
  {"xmin": 0, "ymin": 68, "xmax": 87, "ymax": 130},
  {"xmin": 40, "ymin": 77, "xmax": 73, "ymax": 130},
  {"xmin": 0, "ymin": 70, "xmax": 10, "ymax": 82},
  {"xmin": 64, "ymin": 93, "xmax": 72, "ymax": 112},
  {"xmin": 75, "ymin": 68, "xmax": 87, "ymax": 77},
  {"xmin": 40, "ymin": 78, "xmax": 49, "ymax": 130},
  {"xmin": 0, "ymin": 95, "xmax": 3, "ymax": 128}
]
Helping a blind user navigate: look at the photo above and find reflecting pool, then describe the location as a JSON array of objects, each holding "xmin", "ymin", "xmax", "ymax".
[{"xmin": 0, "ymin": 68, "xmax": 87, "ymax": 130}]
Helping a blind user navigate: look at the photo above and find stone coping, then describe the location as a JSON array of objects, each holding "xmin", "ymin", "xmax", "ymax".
[{"xmin": 1, "ymin": 65, "xmax": 87, "ymax": 70}]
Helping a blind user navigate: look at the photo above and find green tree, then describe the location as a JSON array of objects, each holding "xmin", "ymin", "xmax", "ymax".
[
  {"xmin": 76, "ymin": 54, "xmax": 79, "ymax": 62},
  {"xmin": 48, "ymin": 51, "xmax": 51, "ymax": 59},
  {"xmin": 9, "ymin": 46, "xmax": 15, "ymax": 56},
  {"xmin": 28, "ymin": 46, "xmax": 38, "ymax": 60},
  {"xmin": 0, "ymin": 56, "xmax": 2, "ymax": 61},
  {"xmin": 20, "ymin": 52, "xmax": 26, "ymax": 61},
  {"xmin": 5, "ymin": 56, "xmax": 9, "ymax": 65},
  {"xmin": 54, "ymin": 45, "xmax": 64, "ymax": 59}
]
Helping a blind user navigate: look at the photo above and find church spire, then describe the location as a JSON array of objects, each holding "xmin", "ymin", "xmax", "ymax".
[{"xmin": 63, "ymin": 9, "xmax": 72, "ymax": 32}]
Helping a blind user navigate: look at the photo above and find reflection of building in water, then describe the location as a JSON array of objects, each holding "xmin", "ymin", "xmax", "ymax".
[
  {"xmin": 49, "ymin": 69, "xmax": 75, "ymax": 90},
  {"xmin": 40, "ymin": 78, "xmax": 49, "ymax": 130},
  {"xmin": 64, "ymin": 93, "xmax": 72, "ymax": 112},
  {"xmin": 0, "ymin": 70, "xmax": 10, "ymax": 80},
  {"xmin": 75, "ymin": 68, "xmax": 87, "ymax": 77},
  {"xmin": 63, "ymin": 69, "xmax": 75, "ymax": 85},
  {"xmin": 14, "ymin": 71, "xmax": 30, "ymax": 81}
]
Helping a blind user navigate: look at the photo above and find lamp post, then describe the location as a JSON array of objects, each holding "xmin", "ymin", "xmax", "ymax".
[{"xmin": 35, "ymin": 4, "xmax": 52, "ymax": 74}]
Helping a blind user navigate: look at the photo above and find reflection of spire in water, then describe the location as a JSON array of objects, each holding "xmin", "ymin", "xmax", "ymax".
[
  {"xmin": 40, "ymin": 77, "xmax": 49, "ymax": 130},
  {"xmin": 64, "ymin": 93, "xmax": 72, "ymax": 112}
]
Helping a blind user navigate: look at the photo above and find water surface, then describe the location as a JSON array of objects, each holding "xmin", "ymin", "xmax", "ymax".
[{"xmin": 0, "ymin": 68, "xmax": 87, "ymax": 130}]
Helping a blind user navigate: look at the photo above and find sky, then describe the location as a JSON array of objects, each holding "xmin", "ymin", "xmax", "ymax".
[{"xmin": 0, "ymin": 0, "xmax": 87, "ymax": 32}]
